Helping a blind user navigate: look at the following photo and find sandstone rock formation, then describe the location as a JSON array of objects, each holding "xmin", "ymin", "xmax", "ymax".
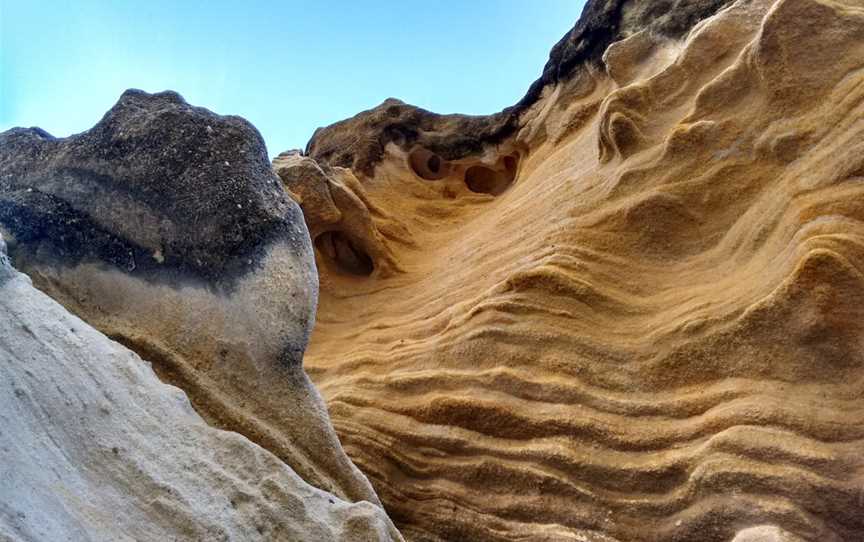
[
  {"xmin": 0, "ymin": 90, "xmax": 386, "ymax": 517},
  {"xmin": 280, "ymin": 0, "xmax": 864, "ymax": 540},
  {"xmin": 0, "ymin": 235, "xmax": 401, "ymax": 541}
]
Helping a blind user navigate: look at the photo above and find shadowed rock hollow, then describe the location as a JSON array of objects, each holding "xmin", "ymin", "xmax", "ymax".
[{"xmin": 279, "ymin": 0, "xmax": 864, "ymax": 540}]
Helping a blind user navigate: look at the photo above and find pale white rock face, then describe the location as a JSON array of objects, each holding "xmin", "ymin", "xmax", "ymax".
[
  {"xmin": 732, "ymin": 526, "xmax": 806, "ymax": 542},
  {"xmin": 0, "ymin": 237, "xmax": 402, "ymax": 542}
]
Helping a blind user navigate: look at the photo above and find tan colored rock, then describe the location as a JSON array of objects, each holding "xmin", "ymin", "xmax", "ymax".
[
  {"xmin": 273, "ymin": 151, "xmax": 405, "ymax": 278},
  {"xmin": 281, "ymin": 0, "xmax": 864, "ymax": 540}
]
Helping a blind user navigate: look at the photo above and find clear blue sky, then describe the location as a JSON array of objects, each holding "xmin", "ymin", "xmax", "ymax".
[{"xmin": 0, "ymin": 1, "xmax": 584, "ymax": 156}]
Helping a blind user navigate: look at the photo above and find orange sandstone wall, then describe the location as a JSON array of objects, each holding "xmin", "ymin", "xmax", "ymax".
[{"xmin": 278, "ymin": 0, "xmax": 864, "ymax": 540}]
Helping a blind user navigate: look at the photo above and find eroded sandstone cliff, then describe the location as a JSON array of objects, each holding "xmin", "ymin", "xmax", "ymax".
[
  {"xmin": 278, "ymin": 0, "xmax": 864, "ymax": 540},
  {"xmin": 1, "ymin": 0, "xmax": 861, "ymax": 540}
]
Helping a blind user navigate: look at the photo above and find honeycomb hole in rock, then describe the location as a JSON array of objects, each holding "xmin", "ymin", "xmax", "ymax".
[
  {"xmin": 464, "ymin": 158, "xmax": 518, "ymax": 196},
  {"xmin": 315, "ymin": 231, "xmax": 374, "ymax": 276},
  {"xmin": 409, "ymin": 148, "xmax": 450, "ymax": 180},
  {"xmin": 503, "ymin": 154, "xmax": 519, "ymax": 173}
]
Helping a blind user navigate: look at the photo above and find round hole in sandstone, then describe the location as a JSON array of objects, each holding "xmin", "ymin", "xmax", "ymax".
[
  {"xmin": 427, "ymin": 154, "xmax": 441, "ymax": 174},
  {"xmin": 503, "ymin": 154, "xmax": 518, "ymax": 172},
  {"xmin": 314, "ymin": 231, "xmax": 373, "ymax": 276},
  {"xmin": 464, "ymin": 164, "xmax": 515, "ymax": 196},
  {"xmin": 409, "ymin": 148, "xmax": 449, "ymax": 180}
]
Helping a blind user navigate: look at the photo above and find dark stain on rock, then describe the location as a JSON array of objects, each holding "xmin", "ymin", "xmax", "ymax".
[{"xmin": 0, "ymin": 89, "xmax": 309, "ymax": 291}]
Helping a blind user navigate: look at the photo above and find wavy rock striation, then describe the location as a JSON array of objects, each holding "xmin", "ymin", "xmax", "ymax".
[
  {"xmin": 0, "ymin": 236, "xmax": 400, "ymax": 541},
  {"xmin": 282, "ymin": 0, "xmax": 864, "ymax": 540}
]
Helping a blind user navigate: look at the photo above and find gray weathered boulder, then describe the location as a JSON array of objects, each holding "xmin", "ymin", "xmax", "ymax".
[{"xmin": 0, "ymin": 90, "xmax": 379, "ymax": 506}]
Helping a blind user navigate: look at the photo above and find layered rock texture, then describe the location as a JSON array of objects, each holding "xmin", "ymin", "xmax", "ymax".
[
  {"xmin": 278, "ymin": 0, "xmax": 864, "ymax": 540},
  {"xmin": 3, "ymin": 0, "xmax": 863, "ymax": 540},
  {"xmin": 0, "ymin": 235, "xmax": 400, "ymax": 541}
]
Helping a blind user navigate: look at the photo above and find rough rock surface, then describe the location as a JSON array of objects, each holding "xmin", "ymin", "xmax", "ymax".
[
  {"xmin": 282, "ymin": 0, "xmax": 864, "ymax": 540},
  {"xmin": 0, "ymin": 236, "xmax": 401, "ymax": 541},
  {"xmin": 0, "ymin": 90, "xmax": 380, "ymax": 507}
]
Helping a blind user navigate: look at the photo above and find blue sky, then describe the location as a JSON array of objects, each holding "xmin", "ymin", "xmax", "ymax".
[{"xmin": 0, "ymin": 1, "xmax": 584, "ymax": 155}]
